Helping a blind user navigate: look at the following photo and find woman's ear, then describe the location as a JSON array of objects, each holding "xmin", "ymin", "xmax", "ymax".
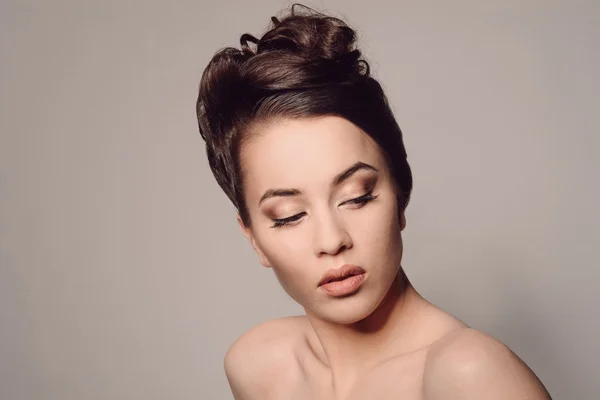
[
  {"xmin": 237, "ymin": 215, "xmax": 272, "ymax": 268},
  {"xmin": 400, "ymin": 210, "xmax": 407, "ymax": 231}
]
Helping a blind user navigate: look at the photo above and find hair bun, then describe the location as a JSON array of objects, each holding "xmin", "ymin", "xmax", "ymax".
[
  {"xmin": 198, "ymin": 4, "xmax": 371, "ymax": 138},
  {"xmin": 260, "ymin": 6, "xmax": 358, "ymax": 62},
  {"xmin": 240, "ymin": 4, "xmax": 369, "ymax": 84}
]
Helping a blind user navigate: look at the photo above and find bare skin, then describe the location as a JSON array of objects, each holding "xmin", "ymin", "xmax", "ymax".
[
  {"xmin": 225, "ymin": 277, "xmax": 551, "ymax": 399},
  {"xmin": 225, "ymin": 116, "xmax": 552, "ymax": 400}
]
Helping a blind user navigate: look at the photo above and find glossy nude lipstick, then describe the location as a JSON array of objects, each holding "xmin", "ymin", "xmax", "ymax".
[{"xmin": 318, "ymin": 264, "xmax": 366, "ymax": 297}]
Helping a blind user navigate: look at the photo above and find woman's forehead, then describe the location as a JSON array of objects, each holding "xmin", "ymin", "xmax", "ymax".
[
  {"xmin": 243, "ymin": 116, "xmax": 382, "ymax": 167},
  {"xmin": 241, "ymin": 116, "xmax": 386, "ymax": 195}
]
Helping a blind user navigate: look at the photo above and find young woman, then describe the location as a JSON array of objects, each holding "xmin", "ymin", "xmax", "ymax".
[{"xmin": 196, "ymin": 4, "xmax": 552, "ymax": 400}]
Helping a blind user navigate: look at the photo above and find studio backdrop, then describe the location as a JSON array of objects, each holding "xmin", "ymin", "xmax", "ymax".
[{"xmin": 1, "ymin": 0, "xmax": 598, "ymax": 399}]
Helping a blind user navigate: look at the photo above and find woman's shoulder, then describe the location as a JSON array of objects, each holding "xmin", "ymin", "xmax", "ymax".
[
  {"xmin": 422, "ymin": 328, "xmax": 551, "ymax": 399},
  {"xmin": 224, "ymin": 315, "xmax": 307, "ymax": 366},
  {"xmin": 223, "ymin": 316, "xmax": 307, "ymax": 398}
]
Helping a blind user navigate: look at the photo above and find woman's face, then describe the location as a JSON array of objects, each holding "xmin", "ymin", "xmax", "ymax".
[{"xmin": 239, "ymin": 116, "xmax": 406, "ymax": 324}]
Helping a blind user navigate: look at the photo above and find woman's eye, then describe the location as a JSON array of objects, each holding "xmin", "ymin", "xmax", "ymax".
[
  {"xmin": 343, "ymin": 191, "xmax": 378, "ymax": 207},
  {"xmin": 271, "ymin": 212, "xmax": 306, "ymax": 228},
  {"xmin": 269, "ymin": 192, "xmax": 377, "ymax": 228}
]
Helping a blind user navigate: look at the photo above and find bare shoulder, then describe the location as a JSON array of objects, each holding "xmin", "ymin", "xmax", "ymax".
[
  {"xmin": 224, "ymin": 316, "xmax": 305, "ymax": 400},
  {"xmin": 422, "ymin": 328, "xmax": 552, "ymax": 399}
]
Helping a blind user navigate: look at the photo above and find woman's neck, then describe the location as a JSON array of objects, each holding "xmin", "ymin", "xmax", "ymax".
[{"xmin": 304, "ymin": 270, "xmax": 430, "ymax": 390}]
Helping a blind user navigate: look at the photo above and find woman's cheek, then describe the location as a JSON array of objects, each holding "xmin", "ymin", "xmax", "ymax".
[
  {"xmin": 358, "ymin": 199, "xmax": 401, "ymax": 249},
  {"xmin": 271, "ymin": 262, "xmax": 314, "ymax": 306},
  {"xmin": 263, "ymin": 235, "xmax": 311, "ymax": 278},
  {"xmin": 268, "ymin": 230, "xmax": 311, "ymax": 263}
]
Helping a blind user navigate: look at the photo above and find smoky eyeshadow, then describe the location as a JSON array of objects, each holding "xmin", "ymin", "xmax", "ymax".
[
  {"xmin": 262, "ymin": 171, "xmax": 380, "ymax": 215},
  {"xmin": 358, "ymin": 172, "xmax": 379, "ymax": 193}
]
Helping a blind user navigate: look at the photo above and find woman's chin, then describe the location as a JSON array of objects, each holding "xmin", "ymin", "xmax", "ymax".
[{"xmin": 307, "ymin": 297, "xmax": 381, "ymax": 325}]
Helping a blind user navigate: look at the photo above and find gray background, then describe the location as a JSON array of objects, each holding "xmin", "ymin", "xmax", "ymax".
[{"xmin": 1, "ymin": 0, "xmax": 598, "ymax": 399}]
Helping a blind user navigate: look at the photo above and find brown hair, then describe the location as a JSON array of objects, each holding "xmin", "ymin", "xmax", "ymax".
[{"xmin": 196, "ymin": 4, "xmax": 413, "ymax": 227}]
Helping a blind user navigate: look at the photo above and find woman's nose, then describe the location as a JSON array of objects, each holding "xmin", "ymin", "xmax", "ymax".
[{"xmin": 313, "ymin": 212, "xmax": 353, "ymax": 257}]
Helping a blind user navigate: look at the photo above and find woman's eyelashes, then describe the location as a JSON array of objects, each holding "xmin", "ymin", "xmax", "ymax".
[
  {"xmin": 343, "ymin": 190, "xmax": 378, "ymax": 207},
  {"xmin": 269, "ymin": 190, "xmax": 379, "ymax": 229},
  {"xmin": 271, "ymin": 212, "xmax": 307, "ymax": 228}
]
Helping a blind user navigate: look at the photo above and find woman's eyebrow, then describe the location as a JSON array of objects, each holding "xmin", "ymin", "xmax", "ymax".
[
  {"xmin": 258, "ymin": 161, "xmax": 378, "ymax": 206},
  {"xmin": 331, "ymin": 161, "xmax": 378, "ymax": 188},
  {"xmin": 259, "ymin": 188, "xmax": 301, "ymax": 205}
]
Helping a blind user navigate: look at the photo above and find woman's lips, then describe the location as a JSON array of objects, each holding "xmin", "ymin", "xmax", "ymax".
[
  {"xmin": 318, "ymin": 264, "xmax": 366, "ymax": 286},
  {"xmin": 319, "ymin": 272, "xmax": 367, "ymax": 297}
]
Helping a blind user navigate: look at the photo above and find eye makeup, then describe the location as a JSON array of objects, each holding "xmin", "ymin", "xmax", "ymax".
[
  {"xmin": 271, "ymin": 212, "xmax": 307, "ymax": 228},
  {"xmin": 268, "ymin": 174, "xmax": 380, "ymax": 229}
]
